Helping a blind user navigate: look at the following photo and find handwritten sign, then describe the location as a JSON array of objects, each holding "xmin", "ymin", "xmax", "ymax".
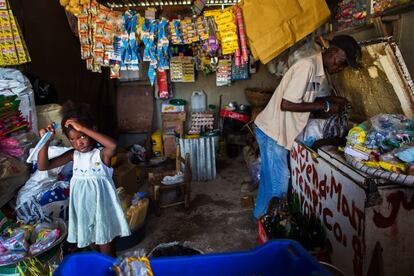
[{"xmin": 290, "ymin": 143, "xmax": 366, "ymax": 276}]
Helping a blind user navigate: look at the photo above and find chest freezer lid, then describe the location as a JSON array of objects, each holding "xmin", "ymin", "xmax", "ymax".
[
  {"xmin": 317, "ymin": 145, "xmax": 403, "ymax": 188},
  {"xmin": 330, "ymin": 39, "xmax": 414, "ymax": 122},
  {"xmin": 317, "ymin": 145, "xmax": 369, "ymax": 187}
]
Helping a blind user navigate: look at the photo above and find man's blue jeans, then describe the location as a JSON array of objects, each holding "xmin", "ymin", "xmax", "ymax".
[{"xmin": 253, "ymin": 127, "xmax": 290, "ymax": 219}]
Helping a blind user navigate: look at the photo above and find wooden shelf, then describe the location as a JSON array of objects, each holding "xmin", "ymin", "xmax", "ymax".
[{"xmin": 376, "ymin": 1, "xmax": 414, "ymax": 17}]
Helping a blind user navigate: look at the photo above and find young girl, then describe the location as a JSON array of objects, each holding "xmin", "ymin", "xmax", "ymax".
[{"xmin": 37, "ymin": 101, "xmax": 130, "ymax": 256}]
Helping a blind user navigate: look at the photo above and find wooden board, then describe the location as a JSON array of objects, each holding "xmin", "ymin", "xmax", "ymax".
[{"xmin": 117, "ymin": 83, "xmax": 154, "ymax": 133}]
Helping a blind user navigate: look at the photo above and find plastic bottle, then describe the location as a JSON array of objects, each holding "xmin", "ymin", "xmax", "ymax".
[{"xmin": 191, "ymin": 91, "xmax": 206, "ymax": 113}]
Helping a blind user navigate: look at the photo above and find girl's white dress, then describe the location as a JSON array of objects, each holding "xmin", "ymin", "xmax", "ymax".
[{"xmin": 67, "ymin": 148, "xmax": 130, "ymax": 248}]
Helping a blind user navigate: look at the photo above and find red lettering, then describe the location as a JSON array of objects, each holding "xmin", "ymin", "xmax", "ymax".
[
  {"xmin": 342, "ymin": 195, "xmax": 350, "ymax": 219},
  {"xmin": 299, "ymin": 158, "xmax": 306, "ymax": 173},
  {"xmin": 323, "ymin": 208, "xmax": 333, "ymax": 231},
  {"xmin": 294, "ymin": 168, "xmax": 302, "ymax": 191},
  {"xmin": 298, "ymin": 175, "xmax": 304, "ymax": 192},
  {"xmin": 319, "ymin": 175, "xmax": 327, "ymax": 199},
  {"xmin": 330, "ymin": 175, "xmax": 342, "ymax": 212},
  {"xmin": 298, "ymin": 145, "xmax": 306, "ymax": 159},
  {"xmin": 312, "ymin": 164, "xmax": 319, "ymax": 189},
  {"xmin": 304, "ymin": 182, "xmax": 312, "ymax": 201},
  {"xmin": 352, "ymin": 200, "xmax": 364, "ymax": 236},
  {"xmin": 373, "ymin": 191, "xmax": 402, "ymax": 229},
  {"xmin": 291, "ymin": 146, "xmax": 298, "ymax": 160},
  {"xmin": 306, "ymin": 164, "xmax": 312, "ymax": 183}
]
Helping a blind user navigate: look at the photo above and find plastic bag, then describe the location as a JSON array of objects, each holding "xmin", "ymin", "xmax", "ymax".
[
  {"xmin": 0, "ymin": 228, "xmax": 29, "ymax": 252},
  {"xmin": 0, "ymin": 153, "xmax": 28, "ymax": 180},
  {"xmin": 129, "ymin": 144, "xmax": 146, "ymax": 163},
  {"xmin": 16, "ymin": 146, "xmax": 72, "ymax": 206},
  {"xmin": 395, "ymin": 146, "xmax": 414, "ymax": 163},
  {"xmin": 38, "ymin": 181, "xmax": 70, "ymax": 221},
  {"xmin": 297, "ymin": 119, "xmax": 325, "ymax": 146},
  {"xmin": 115, "ymin": 249, "xmax": 151, "ymax": 276},
  {"xmin": 287, "ymin": 40, "xmax": 321, "ymax": 68},
  {"xmin": 29, "ymin": 223, "xmax": 60, "ymax": 255},
  {"xmin": 16, "ymin": 196, "xmax": 52, "ymax": 225},
  {"xmin": 365, "ymin": 114, "xmax": 414, "ymax": 151},
  {"xmin": 126, "ymin": 196, "xmax": 149, "ymax": 231},
  {"xmin": 0, "ymin": 132, "xmax": 36, "ymax": 160},
  {"xmin": 0, "ymin": 251, "xmax": 26, "ymax": 265},
  {"xmin": 248, "ymin": 159, "xmax": 261, "ymax": 185}
]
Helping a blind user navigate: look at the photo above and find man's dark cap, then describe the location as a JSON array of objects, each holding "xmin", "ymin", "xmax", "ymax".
[{"xmin": 331, "ymin": 35, "xmax": 361, "ymax": 69}]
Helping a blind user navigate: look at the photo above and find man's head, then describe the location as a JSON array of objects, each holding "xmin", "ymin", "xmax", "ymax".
[{"xmin": 323, "ymin": 35, "xmax": 361, "ymax": 74}]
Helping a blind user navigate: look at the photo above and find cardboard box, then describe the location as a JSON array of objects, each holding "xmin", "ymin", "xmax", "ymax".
[
  {"xmin": 161, "ymin": 103, "xmax": 185, "ymax": 113},
  {"xmin": 113, "ymin": 152, "xmax": 138, "ymax": 194},
  {"xmin": 162, "ymin": 112, "xmax": 186, "ymax": 136},
  {"xmin": 162, "ymin": 134, "xmax": 176, "ymax": 158},
  {"xmin": 162, "ymin": 111, "xmax": 186, "ymax": 121},
  {"xmin": 162, "ymin": 119, "xmax": 184, "ymax": 136}
]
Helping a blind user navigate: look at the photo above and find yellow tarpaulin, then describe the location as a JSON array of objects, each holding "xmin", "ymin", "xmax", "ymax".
[{"xmin": 241, "ymin": 0, "xmax": 330, "ymax": 64}]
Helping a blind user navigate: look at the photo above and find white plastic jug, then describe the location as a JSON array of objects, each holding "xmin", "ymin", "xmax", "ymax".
[{"xmin": 191, "ymin": 91, "xmax": 206, "ymax": 113}]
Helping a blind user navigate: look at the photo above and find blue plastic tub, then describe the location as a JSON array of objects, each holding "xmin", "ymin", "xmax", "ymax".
[
  {"xmin": 150, "ymin": 240, "xmax": 328, "ymax": 276},
  {"xmin": 54, "ymin": 252, "xmax": 116, "ymax": 276},
  {"xmin": 53, "ymin": 240, "xmax": 328, "ymax": 276}
]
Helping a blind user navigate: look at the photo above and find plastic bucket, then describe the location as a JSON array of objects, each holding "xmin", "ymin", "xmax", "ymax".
[
  {"xmin": 151, "ymin": 130, "xmax": 163, "ymax": 157},
  {"xmin": 148, "ymin": 242, "xmax": 203, "ymax": 258}
]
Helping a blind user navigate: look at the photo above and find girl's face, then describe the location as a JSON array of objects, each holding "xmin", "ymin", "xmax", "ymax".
[{"xmin": 67, "ymin": 129, "xmax": 94, "ymax": 153}]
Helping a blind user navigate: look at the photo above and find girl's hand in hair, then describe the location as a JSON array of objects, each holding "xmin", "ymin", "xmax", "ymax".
[{"xmin": 65, "ymin": 118, "xmax": 84, "ymax": 132}]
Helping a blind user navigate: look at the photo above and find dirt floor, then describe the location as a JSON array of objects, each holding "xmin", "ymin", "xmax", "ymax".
[{"xmin": 121, "ymin": 156, "xmax": 258, "ymax": 255}]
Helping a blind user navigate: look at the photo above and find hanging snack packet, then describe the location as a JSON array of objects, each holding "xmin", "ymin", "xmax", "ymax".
[
  {"xmin": 157, "ymin": 69, "xmax": 170, "ymax": 99},
  {"xmin": 195, "ymin": 16, "xmax": 209, "ymax": 41},
  {"xmin": 216, "ymin": 58, "xmax": 232, "ymax": 86},
  {"xmin": 181, "ymin": 17, "xmax": 198, "ymax": 44},
  {"xmin": 157, "ymin": 18, "xmax": 170, "ymax": 70},
  {"xmin": 170, "ymin": 56, "xmax": 183, "ymax": 82},
  {"xmin": 94, "ymin": 49, "xmax": 104, "ymax": 65},
  {"xmin": 110, "ymin": 62, "xmax": 121, "ymax": 79},
  {"xmin": 234, "ymin": 6, "xmax": 248, "ymax": 64},
  {"xmin": 169, "ymin": 19, "xmax": 183, "ymax": 45}
]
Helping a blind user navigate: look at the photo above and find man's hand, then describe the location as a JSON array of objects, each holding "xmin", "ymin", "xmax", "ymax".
[
  {"xmin": 326, "ymin": 96, "xmax": 348, "ymax": 114},
  {"xmin": 329, "ymin": 102, "xmax": 346, "ymax": 114}
]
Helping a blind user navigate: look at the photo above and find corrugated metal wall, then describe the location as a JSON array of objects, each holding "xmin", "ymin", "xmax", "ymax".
[{"xmin": 179, "ymin": 137, "xmax": 216, "ymax": 181}]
